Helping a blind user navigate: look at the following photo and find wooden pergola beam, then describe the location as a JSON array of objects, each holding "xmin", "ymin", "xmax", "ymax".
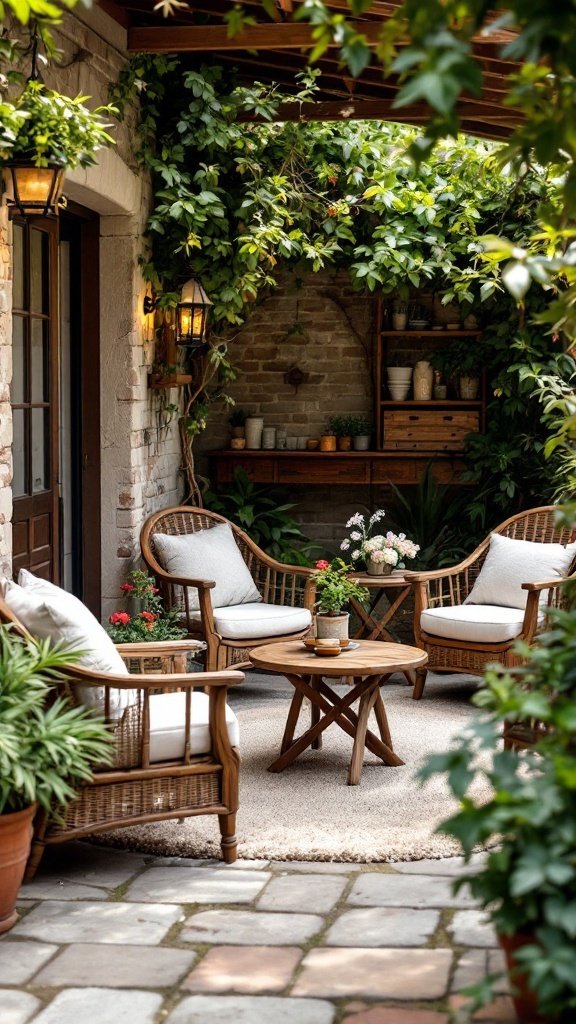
[
  {"xmin": 236, "ymin": 97, "xmax": 521, "ymax": 130},
  {"xmin": 127, "ymin": 20, "xmax": 516, "ymax": 54}
]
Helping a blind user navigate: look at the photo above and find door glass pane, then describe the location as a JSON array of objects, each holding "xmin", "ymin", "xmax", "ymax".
[
  {"xmin": 13, "ymin": 223, "xmax": 25, "ymax": 310},
  {"xmin": 30, "ymin": 229, "xmax": 49, "ymax": 314},
  {"xmin": 12, "ymin": 316, "xmax": 26, "ymax": 404},
  {"xmin": 31, "ymin": 319, "xmax": 49, "ymax": 402},
  {"xmin": 12, "ymin": 409, "xmax": 26, "ymax": 497},
  {"xmin": 31, "ymin": 407, "xmax": 49, "ymax": 492}
]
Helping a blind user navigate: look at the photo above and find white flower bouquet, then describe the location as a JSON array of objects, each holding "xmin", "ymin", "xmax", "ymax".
[{"xmin": 340, "ymin": 511, "xmax": 420, "ymax": 571}]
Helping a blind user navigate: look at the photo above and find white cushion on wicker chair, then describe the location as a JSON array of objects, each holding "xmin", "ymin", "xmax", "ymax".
[
  {"xmin": 153, "ymin": 523, "xmax": 262, "ymax": 611},
  {"xmin": 191, "ymin": 602, "xmax": 312, "ymax": 640},
  {"xmin": 149, "ymin": 691, "xmax": 239, "ymax": 762},
  {"xmin": 421, "ymin": 604, "xmax": 526, "ymax": 643},
  {"xmin": 464, "ymin": 533, "xmax": 576, "ymax": 610}
]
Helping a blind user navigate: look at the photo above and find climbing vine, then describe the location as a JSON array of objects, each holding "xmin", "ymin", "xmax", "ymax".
[{"xmin": 112, "ymin": 59, "xmax": 574, "ymax": 510}]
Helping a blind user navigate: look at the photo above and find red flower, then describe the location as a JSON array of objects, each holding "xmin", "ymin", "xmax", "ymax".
[
  {"xmin": 315, "ymin": 560, "xmax": 330, "ymax": 570},
  {"xmin": 140, "ymin": 611, "xmax": 156, "ymax": 622},
  {"xmin": 152, "ymin": 586, "xmax": 160, "ymax": 595},
  {"xmin": 120, "ymin": 583, "xmax": 134, "ymax": 594},
  {"xmin": 110, "ymin": 611, "xmax": 131, "ymax": 625}
]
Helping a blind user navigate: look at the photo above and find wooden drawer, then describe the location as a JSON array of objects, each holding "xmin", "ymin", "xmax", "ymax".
[
  {"xmin": 382, "ymin": 409, "xmax": 479, "ymax": 451},
  {"xmin": 279, "ymin": 456, "xmax": 370, "ymax": 485}
]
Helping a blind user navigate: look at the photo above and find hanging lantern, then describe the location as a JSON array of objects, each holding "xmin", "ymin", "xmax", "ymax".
[
  {"xmin": 6, "ymin": 164, "xmax": 65, "ymax": 219},
  {"xmin": 176, "ymin": 277, "xmax": 212, "ymax": 347}
]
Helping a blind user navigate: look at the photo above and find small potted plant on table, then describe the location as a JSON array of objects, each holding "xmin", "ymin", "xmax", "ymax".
[{"xmin": 312, "ymin": 559, "xmax": 369, "ymax": 640}]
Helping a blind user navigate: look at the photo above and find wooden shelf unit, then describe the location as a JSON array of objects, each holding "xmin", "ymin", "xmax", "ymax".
[{"xmin": 375, "ymin": 306, "xmax": 485, "ymax": 451}]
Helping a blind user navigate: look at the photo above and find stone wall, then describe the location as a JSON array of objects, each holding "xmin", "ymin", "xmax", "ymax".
[{"xmin": 0, "ymin": 8, "xmax": 183, "ymax": 616}]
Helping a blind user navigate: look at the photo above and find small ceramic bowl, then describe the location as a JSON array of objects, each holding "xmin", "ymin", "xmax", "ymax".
[
  {"xmin": 339, "ymin": 637, "xmax": 351, "ymax": 648},
  {"xmin": 314, "ymin": 646, "xmax": 341, "ymax": 657},
  {"xmin": 303, "ymin": 636, "xmax": 317, "ymax": 650}
]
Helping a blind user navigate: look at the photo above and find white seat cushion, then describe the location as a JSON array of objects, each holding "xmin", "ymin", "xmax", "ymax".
[
  {"xmin": 5, "ymin": 571, "xmax": 133, "ymax": 719},
  {"xmin": 421, "ymin": 604, "xmax": 526, "ymax": 643},
  {"xmin": 191, "ymin": 602, "xmax": 312, "ymax": 640},
  {"xmin": 465, "ymin": 533, "xmax": 576, "ymax": 610},
  {"xmin": 149, "ymin": 691, "xmax": 239, "ymax": 762},
  {"xmin": 153, "ymin": 523, "xmax": 262, "ymax": 611}
]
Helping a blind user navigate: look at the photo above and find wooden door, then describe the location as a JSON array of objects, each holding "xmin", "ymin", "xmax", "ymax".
[{"xmin": 11, "ymin": 219, "xmax": 59, "ymax": 581}]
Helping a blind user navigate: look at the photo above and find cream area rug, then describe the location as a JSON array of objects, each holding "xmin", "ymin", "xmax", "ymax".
[{"xmin": 98, "ymin": 669, "xmax": 491, "ymax": 863}]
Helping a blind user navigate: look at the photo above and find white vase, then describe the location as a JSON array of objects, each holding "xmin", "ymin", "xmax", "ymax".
[
  {"xmin": 315, "ymin": 612, "xmax": 349, "ymax": 641},
  {"xmin": 245, "ymin": 417, "xmax": 264, "ymax": 449},
  {"xmin": 413, "ymin": 360, "xmax": 433, "ymax": 401},
  {"xmin": 387, "ymin": 367, "xmax": 412, "ymax": 402},
  {"xmin": 366, "ymin": 560, "xmax": 393, "ymax": 576}
]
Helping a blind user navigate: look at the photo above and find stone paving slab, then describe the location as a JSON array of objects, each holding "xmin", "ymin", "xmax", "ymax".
[
  {"xmin": 452, "ymin": 949, "xmax": 510, "ymax": 994},
  {"xmin": 33, "ymin": 842, "xmax": 146, "ymax": 888},
  {"xmin": 292, "ymin": 948, "xmax": 453, "ymax": 1000},
  {"xmin": 126, "ymin": 866, "xmax": 270, "ymax": 904},
  {"xmin": 270, "ymin": 861, "xmax": 360, "ymax": 874},
  {"xmin": 19, "ymin": 879, "xmax": 111, "ymax": 901},
  {"xmin": 449, "ymin": 993, "xmax": 517, "ymax": 1021},
  {"xmin": 257, "ymin": 873, "xmax": 346, "ymax": 913},
  {"xmin": 30, "ymin": 987, "xmax": 163, "ymax": 1024},
  {"xmin": 392, "ymin": 853, "xmax": 488, "ymax": 877},
  {"xmin": 165, "ymin": 994, "xmax": 336, "ymax": 1024},
  {"xmin": 33, "ymin": 943, "xmax": 197, "ymax": 988},
  {"xmin": 324, "ymin": 907, "xmax": 439, "ymax": 947},
  {"xmin": 181, "ymin": 909, "xmax": 324, "ymax": 945},
  {"xmin": 183, "ymin": 945, "xmax": 302, "ymax": 993},
  {"xmin": 149, "ymin": 857, "xmax": 270, "ymax": 870},
  {"xmin": 449, "ymin": 909, "xmax": 499, "ymax": 947},
  {"xmin": 0, "ymin": 940, "xmax": 58, "ymax": 984},
  {"xmin": 2, "ymin": 989, "xmax": 41, "ymax": 1024},
  {"xmin": 349, "ymin": 873, "xmax": 476, "ymax": 909},
  {"xmin": 11, "ymin": 900, "xmax": 182, "ymax": 945},
  {"xmin": 341, "ymin": 1007, "xmax": 449, "ymax": 1024}
]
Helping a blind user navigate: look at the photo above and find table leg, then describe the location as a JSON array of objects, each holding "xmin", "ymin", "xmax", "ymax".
[
  {"xmin": 348, "ymin": 686, "xmax": 379, "ymax": 786},
  {"xmin": 314, "ymin": 675, "xmax": 401, "ymax": 765},
  {"xmin": 310, "ymin": 678, "xmax": 322, "ymax": 749},
  {"xmin": 280, "ymin": 686, "xmax": 305, "ymax": 754},
  {"xmin": 374, "ymin": 691, "xmax": 393, "ymax": 748}
]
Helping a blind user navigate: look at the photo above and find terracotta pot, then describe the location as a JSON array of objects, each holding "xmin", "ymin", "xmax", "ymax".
[
  {"xmin": 315, "ymin": 612, "xmax": 349, "ymax": 641},
  {"xmin": 337, "ymin": 436, "xmax": 352, "ymax": 451},
  {"xmin": 320, "ymin": 434, "xmax": 337, "ymax": 452},
  {"xmin": 498, "ymin": 933, "xmax": 552, "ymax": 1023},
  {"xmin": 230, "ymin": 437, "xmax": 246, "ymax": 450},
  {"xmin": 0, "ymin": 804, "xmax": 36, "ymax": 934},
  {"xmin": 366, "ymin": 559, "xmax": 393, "ymax": 576}
]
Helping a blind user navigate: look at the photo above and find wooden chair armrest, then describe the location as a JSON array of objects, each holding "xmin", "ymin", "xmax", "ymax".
[
  {"xmin": 65, "ymin": 665, "xmax": 244, "ymax": 690},
  {"xmin": 521, "ymin": 578, "xmax": 569, "ymax": 592},
  {"xmin": 151, "ymin": 566, "xmax": 216, "ymax": 590},
  {"xmin": 115, "ymin": 640, "xmax": 205, "ymax": 657},
  {"xmin": 404, "ymin": 567, "xmax": 459, "ymax": 582}
]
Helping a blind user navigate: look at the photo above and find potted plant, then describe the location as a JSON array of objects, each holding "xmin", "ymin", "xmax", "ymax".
[
  {"xmin": 0, "ymin": 626, "xmax": 113, "ymax": 933},
  {"xmin": 312, "ymin": 558, "xmax": 369, "ymax": 640},
  {"xmin": 107, "ymin": 570, "xmax": 188, "ymax": 642},
  {"xmin": 339, "ymin": 510, "xmax": 420, "ymax": 574},
  {"xmin": 228, "ymin": 407, "xmax": 247, "ymax": 439},
  {"xmin": 348, "ymin": 415, "xmax": 372, "ymax": 451},
  {"xmin": 420, "ymin": 593, "xmax": 576, "ymax": 1023},
  {"xmin": 0, "ymin": 81, "xmax": 115, "ymax": 216},
  {"xmin": 327, "ymin": 415, "xmax": 356, "ymax": 451}
]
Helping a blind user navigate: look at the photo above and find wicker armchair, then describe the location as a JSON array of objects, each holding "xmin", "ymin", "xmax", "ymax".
[
  {"xmin": 410, "ymin": 506, "xmax": 576, "ymax": 699},
  {"xmin": 140, "ymin": 506, "xmax": 315, "ymax": 671},
  {"xmin": 0, "ymin": 595, "xmax": 243, "ymax": 880}
]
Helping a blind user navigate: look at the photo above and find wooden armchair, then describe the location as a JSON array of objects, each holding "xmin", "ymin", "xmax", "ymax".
[
  {"xmin": 0, "ymin": 595, "xmax": 243, "ymax": 880},
  {"xmin": 141, "ymin": 506, "xmax": 315, "ymax": 671},
  {"xmin": 410, "ymin": 506, "xmax": 576, "ymax": 699}
]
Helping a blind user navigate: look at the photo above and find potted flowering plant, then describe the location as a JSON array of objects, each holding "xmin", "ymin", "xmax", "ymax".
[
  {"xmin": 340, "ymin": 511, "xmax": 420, "ymax": 575},
  {"xmin": 312, "ymin": 559, "xmax": 369, "ymax": 640},
  {"xmin": 107, "ymin": 570, "xmax": 187, "ymax": 643}
]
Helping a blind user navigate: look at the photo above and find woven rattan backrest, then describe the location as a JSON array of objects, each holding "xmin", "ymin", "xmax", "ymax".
[{"xmin": 142, "ymin": 506, "xmax": 261, "ymax": 581}]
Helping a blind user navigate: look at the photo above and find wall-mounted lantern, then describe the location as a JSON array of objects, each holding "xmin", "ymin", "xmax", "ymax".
[
  {"xmin": 176, "ymin": 277, "xmax": 212, "ymax": 347},
  {"xmin": 5, "ymin": 164, "xmax": 65, "ymax": 219}
]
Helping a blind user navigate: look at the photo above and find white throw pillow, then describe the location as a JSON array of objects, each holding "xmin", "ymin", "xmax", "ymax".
[
  {"xmin": 8, "ymin": 571, "xmax": 133, "ymax": 720},
  {"xmin": 465, "ymin": 533, "xmax": 576, "ymax": 610},
  {"xmin": 153, "ymin": 523, "xmax": 262, "ymax": 611}
]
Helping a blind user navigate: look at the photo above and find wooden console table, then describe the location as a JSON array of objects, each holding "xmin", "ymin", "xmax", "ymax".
[{"xmin": 209, "ymin": 450, "xmax": 467, "ymax": 487}]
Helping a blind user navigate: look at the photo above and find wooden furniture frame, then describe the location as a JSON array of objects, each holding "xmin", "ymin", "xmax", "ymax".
[
  {"xmin": 141, "ymin": 506, "xmax": 315, "ymax": 671},
  {"xmin": 410, "ymin": 506, "xmax": 576, "ymax": 699},
  {"xmin": 250, "ymin": 640, "xmax": 428, "ymax": 786},
  {"xmin": 0, "ymin": 595, "xmax": 243, "ymax": 880}
]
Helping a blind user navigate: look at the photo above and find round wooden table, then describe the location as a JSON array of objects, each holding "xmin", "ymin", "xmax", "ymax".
[{"xmin": 250, "ymin": 640, "xmax": 428, "ymax": 786}]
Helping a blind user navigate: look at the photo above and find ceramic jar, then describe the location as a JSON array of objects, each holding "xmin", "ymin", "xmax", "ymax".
[
  {"xmin": 459, "ymin": 375, "xmax": 480, "ymax": 400},
  {"xmin": 245, "ymin": 417, "xmax": 264, "ymax": 449},
  {"xmin": 320, "ymin": 435, "xmax": 337, "ymax": 452},
  {"xmin": 387, "ymin": 367, "xmax": 412, "ymax": 401},
  {"xmin": 261, "ymin": 426, "xmax": 276, "ymax": 449},
  {"xmin": 413, "ymin": 360, "xmax": 433, "ymax": 401}
]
